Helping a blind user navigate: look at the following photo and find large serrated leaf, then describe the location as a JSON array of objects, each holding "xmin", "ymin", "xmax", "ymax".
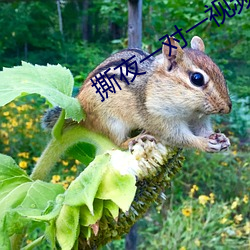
[
  {"xmin": 80, "ymin": 199, "xmax": 103, "ymax": 227},
  {"xmin": 0, "ymin": 176, "xmax": 31, "ymax": 201},
  {"xmin": 20, "ymin": 181, "xmax": 64, "ymax": 213},
  {"xmin": 0, "ymin": 154, "xmax": 65, "ymax": 247},
  {"xmin": 96, "ymin": 167, "xmax": 136, "ymax": 212},
  {"xmin": 0, "ymin": 182, "xmax": 33, "ymax": 217},
  {"xmin": 103, "ymin": 200, "xmax": 119, "ymax": 219},
  {"xmin": 56, "ymin": 205, "xmax": 80, "ymax": 250},
  {"xmin": 0, "ymin": 154, "xmax": 30, "ymax": 181},
  {"xmin": 0, "ymin": 62, "xmax": 85, "ymax": 122},
  {"xmin": 64, "ymin": 154, "xmax": 110, "ymax": 213}
]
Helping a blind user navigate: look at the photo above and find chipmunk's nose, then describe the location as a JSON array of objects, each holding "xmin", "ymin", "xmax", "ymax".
[{"xmin": 219, "ymin": 101, "xmax": 232, "ymax": 114}]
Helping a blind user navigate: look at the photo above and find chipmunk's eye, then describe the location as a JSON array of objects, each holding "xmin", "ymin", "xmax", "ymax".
[{"xmin": 190, "ymin": 72, "xmax": 204, "ymax": 87}]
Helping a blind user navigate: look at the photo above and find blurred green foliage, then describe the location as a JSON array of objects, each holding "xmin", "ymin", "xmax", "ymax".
[{"xmin": 0, "ymin": 0, "xmax": 249, "ymax": 98}]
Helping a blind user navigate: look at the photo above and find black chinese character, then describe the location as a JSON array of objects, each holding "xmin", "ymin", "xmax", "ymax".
[
  {"xmin": 159, "ymin": 34, "xmax": 178, "ymax": 57},
  {"xmin": 91, "ymin": 68, "xmax": 122, "ymax": 102},
  {"xmin": 114, "ymin": 55, "xmax": 146, "ymax": 84},
  {"xmin": 205, "ymin": 0, "xmax": 221, "ymax": 27}
]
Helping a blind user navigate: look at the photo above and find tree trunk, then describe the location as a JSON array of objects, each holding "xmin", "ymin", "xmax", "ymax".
[
  {"xmin": 125, "ymin": 224, "xmax": 137, "ymax": 250},
  {"xmin": 56, "ymin": 0, "xmax": 63, "ymax": 36},
  {"xmin": 128, "ymin": 0, "xmax": 142, "ymax": 48},
  {"xmin": 82, "ymin": 0, "xmax": 89, "ymax": 41}
]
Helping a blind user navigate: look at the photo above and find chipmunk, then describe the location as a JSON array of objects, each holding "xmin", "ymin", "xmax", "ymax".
[{"xmin": 43, "ymin": 36, "xmax": 232, "ymax": 153}]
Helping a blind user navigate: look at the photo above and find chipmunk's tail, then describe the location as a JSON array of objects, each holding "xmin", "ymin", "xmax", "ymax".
[{"xmin": 41, "ymin": 106, "xmax": 62, "ymax": 130}]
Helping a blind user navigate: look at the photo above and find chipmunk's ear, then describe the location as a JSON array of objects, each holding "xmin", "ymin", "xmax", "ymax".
[
  {"xmin": 191, "ymin": 36, "xmax": 205, "ymax": 52},
  {"xmin": 162, "ymin": 37, "xmax": 184, "ymax": 68}
]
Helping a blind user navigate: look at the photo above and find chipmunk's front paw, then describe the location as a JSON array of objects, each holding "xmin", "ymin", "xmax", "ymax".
[
  {"xmin": 206, "ymin": 133, "xmax": 230, "ymax": 152},
  {"xmin": 128, "ymin": 134, "xmax": 156, "ymax": 152}
]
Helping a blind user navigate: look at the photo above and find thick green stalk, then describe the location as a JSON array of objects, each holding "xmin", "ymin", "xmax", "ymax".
[{"xmin": 30, "ymin": 126, "xmax": 118, "ymax": 181}]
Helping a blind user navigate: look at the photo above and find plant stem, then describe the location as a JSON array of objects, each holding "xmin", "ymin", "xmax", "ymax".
[{"xmin": 30, "ymin": 126, "xmax": 118, "ymax": 181}]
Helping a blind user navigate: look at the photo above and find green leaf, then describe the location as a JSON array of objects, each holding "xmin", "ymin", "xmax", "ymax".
[
  {"xmin": 0, "ymin": 62, "xmax": 85, "ymax": 122},
  {"xmin": 96, "ymin": 167, "xmax": 136, "ymax": 212},
  {"xmin": 56, "ymin": 205, "xmax": 80, "ymax": 250},
  {"xmin": 21, "ymin": 235, "xmax": 45, "ymax": 250},
  {"xmin": 0, "ymin": 154, "xmax": 65, "ymax": 244},
  {"xmin": 80, "ymin": 199, "xmax": 103, "ymax": 226},
  {"xmin": 20, "ymin": 181, "xmax": 64, "ymax": 213},
  {"xmin": 3, "ymin": 210, "xmax": 31, "ymax": 237},
  {"xmin": 45, "ymin": 220, "xmax": 56, "ymax": 249},
  {"xmin": 65, "ymin": 142, "xmax": 96, "ymax": 165},
  {"xmin": 0, "ymin": 176, "xmax": 32, "ymax": 201},
  {"xmin": 52, "ymin": 108, "xmax": 65, "ymax": 139},
  {"xmin": 103, "ymin": 200, "xmax": 119, "ymax": 219},
  {"xmin": 0, "ymin": 154, "xmax": 30, "ymax": 181},
  {"xmin": 26, "ymin": 200, "xmax": 63, "ymax": 222},
  {"xmin": 0, "ymin": 231, "xmax": 10, "ymax": 250},
  {"xmin": 64, "ymin": 154, "xmax": 111, "ymax": 213},
  {"xmin": 80, "ymin": 226, "xmax": 92, "ymax": 240},
  {"xmin": 0, "ymin": 182, "xmax": 33, "ymax": 218}
]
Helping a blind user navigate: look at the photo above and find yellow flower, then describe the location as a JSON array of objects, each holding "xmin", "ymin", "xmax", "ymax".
[
  {"xmin": 179, "ymin": 247, "xmax": 186, "ymax": 250},
  {"xmin": 4, "ymin": 147, "xmax": 10, "ymax": 152},
  {"xmin": 9, "ymin": 102, "xmax": 16, "ymax": 108},
  {"xmin": 0, "ymin": 130, "xmax": 8, "ymax": 138},
  {"xmin": 51, "ymin": 175, "xmax": 61, "ymax": 183},
  {"xmin": 244, "ymin": 221, "xmax": 250, "ymax": 234},
  {"xmin": 70, "ymin": 165, "xmax": 77, "ymax": 172},
  {"xmin": 63, "ymin": 182, "xmax": 69, "ymax": 189},
  {"xmin": 62, "ymin": 160, "xmax": 69, "ymax": 166},
  {"xmin": 232, "ymin": 150, "xmax": 237, "ymax": 156},
  {"xmin": 189, "ymin": 184, "xmax": 199, "ymax": 197},
  {"xmin": 3, "ymin": 111, "xmax": 9, "ymax": 116},
  {"xmin": 243, "ymin": 195, "xmax": 248, "ymax": 204},
  {"xmin": 198, "ymin": 195, "xmax": 210, "ymax": 206},
  {"xmin": 194, "ymin": 238, "xmax": 201, "ymax": 247},
  {"xmin": 32, "ymin": 157, "xmax": 39, "ymax": 162},
  {"xmin": 75, "ymin": 159, "xmax": 81, "ymax": 165},
  {"xmin": 220, "ymin": 217, "xmax": 228, "ymax": 224},
  {"xmin": 18, "ymin": 152, "xmax": 29, "ymax": 159},
  {"xmin": 26, "ymin": 121, "xmax": 33, "ymax": 129},
  {"xmin": 234, "ymin": 214, "xmax": 243, "ymax": 224},
  {"xmin": 231, "ymin": 198, "xmax": 239, "ymax": 209},
  {"xmin": 209, "ymin": 193, "xmax": 215, "ymax": 204},
  {"xmin": 19, "ymin": 161, "xmax": 28, "ymax": 169},
  {"xmin": 3, "ymin": 138, "xmax": 9, "ymax": 145},
  {"xmin": 66, "ymin": 176, "xmax": 75, "ymax": 182},
  {"xmin": 182, "ymin": 207, "xmax": 192, "ymax": 217},
  {"xmin": 221, "ymin": 162, "xmax": 228, "ymax": 167},
  {"xmin": 11, "ymin": 119, "xmax": 18, "ymax": 127}
]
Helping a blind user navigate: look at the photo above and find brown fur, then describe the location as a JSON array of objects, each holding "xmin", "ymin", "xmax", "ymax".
[{"xmin": 77, "ymin": 36, "xmax": 232, "ymax": 152}]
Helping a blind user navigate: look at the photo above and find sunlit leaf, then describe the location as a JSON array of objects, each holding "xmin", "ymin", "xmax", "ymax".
[
  {"xmin": 56, "ymin": 205, "xmax": 80, "ymax": 250},
  {"xmin": 96, "ymin": 167, "xmax": 136, "ymax": 212},
  {"xmin": 65, "ymin": 142, "xmax": 96, "ymax": 165},
  {"xmin": 0, "ymin": 62, "xmax": 85, "ymax": 121},
  {"xmin": 64, "ymin": 154, "xmax": 110, "ymax": 213},
  {"xmin": 103, "ymin": 200, "xmax": 119, "ymax": 219},
  {"xmin": 80, "ymin": 199, "xmax": 103, "ymax": 227},
  {"xmin": 0, "ymin": 154, "xmax": 30, "ymax": 181}
]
